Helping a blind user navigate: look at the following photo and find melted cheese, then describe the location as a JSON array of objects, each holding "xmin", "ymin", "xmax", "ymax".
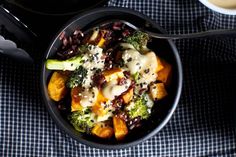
[
  {"xmin": 121, "ymin": 43, "xmax": 158, "ymax": 92},
  {"xmin": 145, "ymin": 94, "xmax": 154, "ymax": 108},
  {"xmin": 122, "ymin": 49, "xmax": 147, "ymax": 74},
  {"xmin": 140, "ymin": 52, "xmax": 158, "ymax": 83},
  {"xmin": 79, "ymin": 87, "xmax": 98, "ymax": 107},
  {"xmin": 102, "ymin": 79, "xmax": 131, "ymax": 100}
]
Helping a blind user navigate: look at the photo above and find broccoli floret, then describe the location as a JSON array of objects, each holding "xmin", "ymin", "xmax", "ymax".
[
  {"xmin": 123, "ymin": 31, "xmax": 149, "ymax": 51},
  {"xmin": 45, "ymin": 55, "xmax": 83, "ymax": 71},
  {"xmin": 127, "ymin": 96, "xmax": 150, "ymax": 120},
  {"xmin": 68, "ymin": 108, "xmax": 95, "ymax": 133},
  {"xmin": 67, "ymin": 66, "xmax": 87, "ymax": 88}
]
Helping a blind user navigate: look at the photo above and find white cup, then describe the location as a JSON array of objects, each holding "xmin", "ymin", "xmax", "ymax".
[{"xmin": 199, "ymin": 0, "xmax": 236, "ymax": 15}]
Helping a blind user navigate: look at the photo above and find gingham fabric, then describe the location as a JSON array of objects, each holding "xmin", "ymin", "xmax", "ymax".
[{"xmin": 1, "ymin": 0, "xmax": 236, "ymax": 156}]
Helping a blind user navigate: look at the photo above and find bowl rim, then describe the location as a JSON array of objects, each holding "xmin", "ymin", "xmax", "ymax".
[
  {"xmin": 41, "ymin": 7, "xmax": 183, "ymax": 150},
  {"xmin": 199, "ymin": 0, "xmax": 236, "ymax": 15}
]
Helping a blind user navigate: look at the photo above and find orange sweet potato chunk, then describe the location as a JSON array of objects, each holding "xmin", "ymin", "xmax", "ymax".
[
  {"xmin": 157, "ymin": 59, "xmax": 172, "ymax": 85},
  {"xmin": 92, "ymin": 103, "xmax": 107, "ymax": 116},
  {"xmin": 48, "ymin": 71, "xmax": 68, "ymax": 101},
  {"xmin": 97, "ymin": 37, "xmax": 106, "ymax": 48},
  {"xmin": 149, "ymin": 83, "xmax": 168, "ymax": 101},
  {"xmin": 156, "ymin": 56, "xmax": 164, "ymax": 72},
  {"xmin": 113, "ymin": 116, "xmax": 128, "ymax": 141},
  {"xmin": 102, "ymin": 68, "xmax": 124, "ymax": 82},
  {"xmin": 92, "ymin": 123, "xmax": 114, "ymax": 139},
  {"xmin": 92, "ymin": 91, "xmax": 108, "ymax": 116},
  {"xmin": 122, "ymin": 88, "xmax": 134, "ymax": 104},
  {"xmin": 70, "ymin": 87, "xmax": 83, "ymax": 112}
]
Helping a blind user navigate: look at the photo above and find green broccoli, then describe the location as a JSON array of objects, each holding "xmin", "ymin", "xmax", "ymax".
[
  {"xmin": 127, "ymin": 96, "xmax": 150, "ymax": 120},
  {"xmin": 45, "ymin": 55, "xmax": 83, "ymax": 71},
  {"xmin": 68, "ymin": 108, "xmax": 95, "ymax": 133},
  {"xmin": 67, "ymin": 66, "xmax": 87, "ymax": 88},
  {"xmin": 123, "ymin": 31, "xmax": 149, "ymax": 51}
]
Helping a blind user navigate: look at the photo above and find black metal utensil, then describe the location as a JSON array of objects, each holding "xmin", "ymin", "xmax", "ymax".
[
  {"xmin": 123, "ymin": 20, "xmax": 236, "ymax": 39},
  {"xmin": 0, "ymin": 34, "xmax": 33, "ymax": 62},
  {"xmin": 0, "ymin": 6, "xmax": 36, "ymax": 63},
  {"xmin": 88, "ymin": 19, "xmax": 236, "ymax": 40}
]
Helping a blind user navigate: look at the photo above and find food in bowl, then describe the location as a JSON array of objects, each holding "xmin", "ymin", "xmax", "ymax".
[
  {"xmin": 208, "ymin": 0, "xmax": 236, "ymax": 9},
  {"xmin": 199, "ymin": 0, "xmax": 236, "ymax": 15},
  {"xmin": 45, "ymin": 22, "xmax": 172, "ymax": 141}
]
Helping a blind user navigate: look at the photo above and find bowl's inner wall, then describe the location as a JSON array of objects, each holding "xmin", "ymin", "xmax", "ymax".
[{"xmin": 42, "ymin": 8, "xmax": 181, "ymax": 147}]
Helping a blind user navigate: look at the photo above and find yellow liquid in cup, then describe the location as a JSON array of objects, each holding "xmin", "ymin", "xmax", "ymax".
[{"xmin": 208, "ymin": 0, "xmax": 236, "ymax": 9}]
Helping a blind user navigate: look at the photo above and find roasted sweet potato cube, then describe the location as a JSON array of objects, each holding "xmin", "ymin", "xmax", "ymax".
[
  {"xmin": 97, "ymin": 91, "xmax": 108, "ymax": 103},
  {"xmin": 102, "ymin": 68, "xmax": 124, "ymax": 82},
  {"xmin": 122, "ymin": 88, "xmax": 134, "ymax": 104},
  {"xmin": 92, "ymin": 103, "xmax": 107, "ymax": 116},
  {"xmin": 92, "ymin": 123, "xmax": 114, "ymax": 139},
  {"xmin": 149, "ymin": 83, "xmax": 168, "ymax": 100},
  {"xmin": 71, "ymin": 98, "xmax": 83, "ymax": 112},
  {"xmin": 157, "ymin": 59, "xmax": 172, "ymax": 85},
  {"xmin": 48, "ymin": 71, "xmax": 68, "ymax": 101},
  {"xmin": 71, "ymin": 87, "xmax": 83, "ymax": 112},
  {"xmin": 156, "ymin": 56, "xmax": 164, "ymax": 72},
  {"xmin": 92, "ymin": 91, "xmax": 108, "ymax": 116},
  {"xmin": 113, "ymin": 116, "xmax": 128, "ymax": 141}
]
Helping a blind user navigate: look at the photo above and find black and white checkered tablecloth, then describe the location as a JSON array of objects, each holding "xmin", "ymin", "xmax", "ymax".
[{"xmin": 1, "ymin": 0, "xmax": 236, "ymax": 156}]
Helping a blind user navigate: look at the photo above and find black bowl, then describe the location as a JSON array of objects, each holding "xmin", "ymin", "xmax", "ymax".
[{"xmin": 41, "ymin": 7, "xmax": 183, "ymax": 149}]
